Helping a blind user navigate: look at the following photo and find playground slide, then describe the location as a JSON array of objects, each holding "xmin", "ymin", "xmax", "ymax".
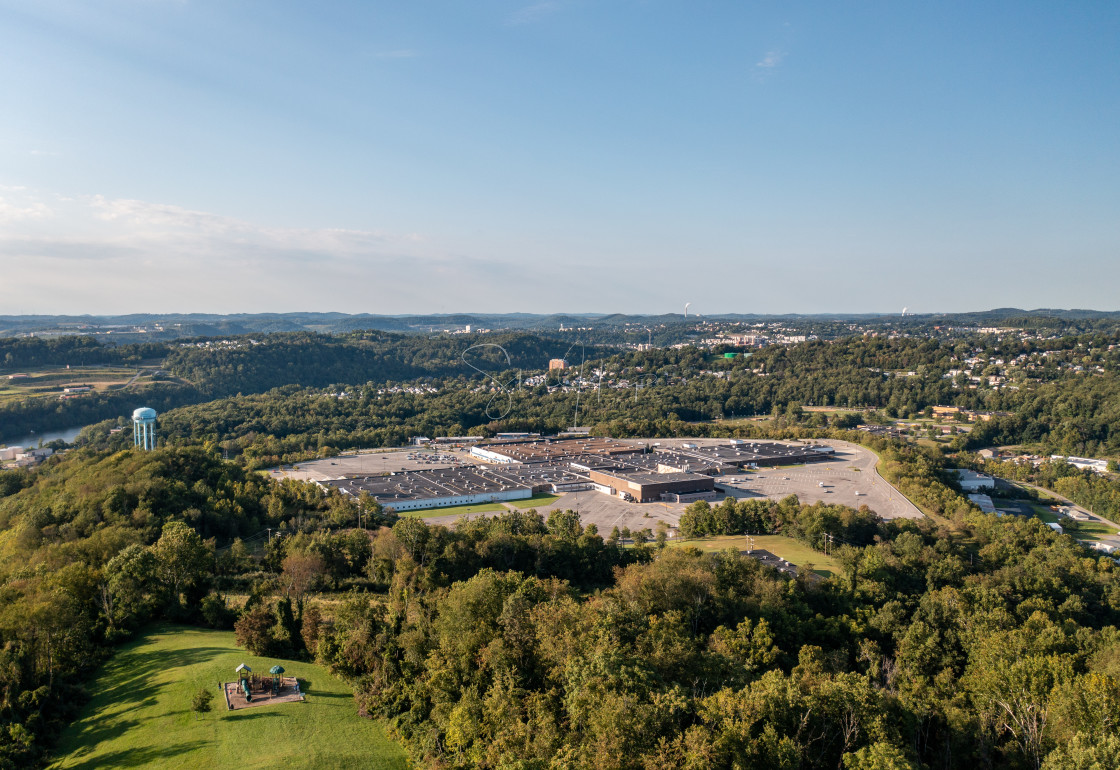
[{"xmin": 241, "ymin": 679, "xmax": 252, "ymax": 702}]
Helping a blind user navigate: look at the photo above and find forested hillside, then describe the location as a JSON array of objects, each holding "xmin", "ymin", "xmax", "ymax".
[
  {"xmin": 10, "ymin": 330, "xmax": 1120, "ymax": 460},
  {"xmin": 61, "ymin": 332, "xmax": 1120, "ymax": 466},
  {"xmin": 5, "ymin": 439, "xmax": 1119, "ymax": 768},
  {"xmin": 162, "ymin": 332, "xmax": 611, "ymax": 397},
  {"xmin": 4, "ymin": 329, "xmax": 1120, "ymax": 768},
  {"xmin": 332, "ymin": 509, "xmax": 1120, "ymax": 770},
  {"xmin": 0, "ymin": 332, "xmax": 607, "ymax": 443},
  {"xmin": 0, "ymin": 337, "xmax": 168, "ymax": 370}
]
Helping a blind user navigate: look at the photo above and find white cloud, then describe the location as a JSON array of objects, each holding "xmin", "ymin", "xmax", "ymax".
[
  {"xmin": 756, "ymin": 50, "xmax": 784, "ymax": 69},
  {"xmin": 507, "ymin": 1, "xmax": 559, "ymax": 26},
  {"xmin": 0, "ymin": 197, "xmax": 52, "ymax": 223},
  {"xmin": 0, "ymin": 188, "xmax": 558, "ymax": 313}
]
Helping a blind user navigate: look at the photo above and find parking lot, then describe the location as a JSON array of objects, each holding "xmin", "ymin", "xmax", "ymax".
[
  {"xmin": 424, "ymin": 439, "xmax": 922, "ymax": 530},
  {"xmin": 713, "ymin": 463, "xmax": 921, "ymax": 520},
  {"xmin": 423, "ymin": 489, "xmax": 691, "ymax": 534},
  {"xmin": 267, "ymin": 447, "xmax": 467, "ymax": 482}
]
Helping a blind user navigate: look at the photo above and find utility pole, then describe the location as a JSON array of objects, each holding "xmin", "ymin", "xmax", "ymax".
[{"xmin": 267, "ymin": 528, "xmax": 272, "ymax": 546}]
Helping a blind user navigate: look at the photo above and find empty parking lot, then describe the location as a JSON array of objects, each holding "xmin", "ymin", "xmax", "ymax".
[{"xmin": 422, "ymin": 439, "xmax": 922, "ymax": 529}]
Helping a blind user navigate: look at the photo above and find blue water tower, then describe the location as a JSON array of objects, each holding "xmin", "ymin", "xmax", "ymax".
[{"xmin": 132, "ymin": 407, "xmax": 157, "ymax": 450}]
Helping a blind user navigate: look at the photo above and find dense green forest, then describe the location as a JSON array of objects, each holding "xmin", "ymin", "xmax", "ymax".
[
  {"xmin": 9, "ymin": 330, "xmax": 1120, "ymax": 458},
  {"xmin": 4, "ymin": 329, "xmax": 1120, "ymax": 768},
  {"xmin": 162, "ymin": 332, "xmax": 613, "ymax": 397},
  {"xmin": 58, "ymin": 331, "xmax": 1119, "ymax": 467},
  {"xmin": 5, "ymin": 442, "xmax": 1120, "ymax": 768},
  {"xmin": 0, "ymin": 332, "xmax": 606, "ymax": 444},
  {"xmin": 331, "ymin": 507, "xmax": 1120, "ymax": 770},
  {"xmin": 0, "ymin": 337, "xmax": 169, "ymax": 370},
  {"xmin": 0, "ymin": 445, "xmax": 381, "ymax": 768}
]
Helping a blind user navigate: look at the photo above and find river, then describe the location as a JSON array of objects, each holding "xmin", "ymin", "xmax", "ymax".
[{"xmin": 4, "ymin": 425, "xmax": 88, "ymax": 449}]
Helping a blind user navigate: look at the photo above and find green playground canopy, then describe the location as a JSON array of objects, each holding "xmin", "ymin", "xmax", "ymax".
[{"xmin": 269, "ymin": 665, "xmax": 285, "ymax": 675}]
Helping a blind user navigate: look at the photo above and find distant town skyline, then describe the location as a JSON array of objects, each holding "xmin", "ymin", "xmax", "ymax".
[{"xmin": 2, "ymin": 1, "xmax": 1118, "ymax": 314}]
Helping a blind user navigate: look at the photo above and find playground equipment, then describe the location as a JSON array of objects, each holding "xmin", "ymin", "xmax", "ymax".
[
  {"xmin": 269, "ymin": 665, "xmax": 285, "ymax": 697},
  {"xmin": 225, "ymin": 662, "xmax": 304, "ymax": 710},
  {"xmin": 235, "ymin": 663, "xmax": 253, "ymax": 702}
]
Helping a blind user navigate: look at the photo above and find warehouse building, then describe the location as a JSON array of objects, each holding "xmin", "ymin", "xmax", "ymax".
[
  {"xmin": 323, "ymin": 467, "xmax": 532, "ymax": 512},
  {"xmin": 471, "ymin": 436, "xmax": 644, "ymax": 464},
  {"xmin": 672, "ymin": 441, "xmax": 835, "ymax": 469},
  {"xmin": 585, "ymin": 468, "xmax": 716, "ymax": 503},
  {"xmin": 325, "ymin": 437, "xmax": 829, "ymax": 512}
]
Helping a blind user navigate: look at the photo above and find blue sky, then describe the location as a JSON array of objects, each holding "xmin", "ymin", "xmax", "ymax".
[{"xmin": 1, "ymin": 1, "xmax": 1118, "ymax": 314}]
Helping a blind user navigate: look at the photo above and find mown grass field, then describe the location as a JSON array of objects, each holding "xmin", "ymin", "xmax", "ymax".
[
  {"xmin": 0, "ymin": 365, "xmax": 157, "ymax": 405},
  {"xmin": 49, "ymin": 626, "xmax": 407, "ymax": 770},
  {"xmin": 396, "ymin": 501, "xmax": 506, "ymax": 518},
  {"xmin": 506, "ymin": 493, "xmax": 563, "ymax": 510},
  {"xmin": 1067, "ymin": 520, "xmax": 1120, "ymax": 539},
  {"xmin": 1024, "ymin": 502, "xmax": 1061, "ymax": 523},
  {"xmin": 671, "ymin": 534, "xmax": 841, "ymax": 577}
]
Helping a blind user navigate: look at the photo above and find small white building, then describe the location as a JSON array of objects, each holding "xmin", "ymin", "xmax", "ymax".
[
  {"xmin": 954, "ymin": 469, "xmax": 995, "ymax": 492},
  {"xmin": 1061, "ymin": 507, "xmax": 1092, "ymax": 522},
  {"xmin": 1047, "ymin": 522, "xmax": 1064, "ymax": 535},
  {"xmin": 1051, "ymin": 455, "xmax": 1110, "ymax": 474}
]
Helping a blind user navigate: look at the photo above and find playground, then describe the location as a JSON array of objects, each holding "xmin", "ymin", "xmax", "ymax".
[
  {"xmin": 50, "ymin": 625, "xmax": 407, "ymax": 770},
  {"xmin": 224, "ymin": 664, "xmax": 304, "ymax": 710}
]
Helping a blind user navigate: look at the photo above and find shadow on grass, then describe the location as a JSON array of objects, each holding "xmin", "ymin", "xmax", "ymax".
[
  {"xmin": 64, "ymin": 700, "xmax": 172, "ymax": 759},
  {"xmin": 58, "ymin": 638, "xmax": 231, "ymax": 760},
  {"xmin": 92, "ymin": 645, "xmax": 230, "ymax": 710},
  {"xmin": 60, "ymin": 740, "xmax": 210, "ymax": 770},
  {"xmin": 54, "ymin": 717, "xmax": 143, "ymax": 763},
  {"xmin": 226, "ymin": 710, "xmax": 282, "ymax": 721}
]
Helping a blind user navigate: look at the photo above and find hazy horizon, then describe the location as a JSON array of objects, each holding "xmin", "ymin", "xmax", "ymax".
[{"xmin": 3, "ymin": 1, "xmax": 1118, "ymax": 314}]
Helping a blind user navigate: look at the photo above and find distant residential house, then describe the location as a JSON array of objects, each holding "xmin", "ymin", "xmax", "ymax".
[{"xmin": 932, "ymin": 406, "xmax": 962, "ymax": 417}]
